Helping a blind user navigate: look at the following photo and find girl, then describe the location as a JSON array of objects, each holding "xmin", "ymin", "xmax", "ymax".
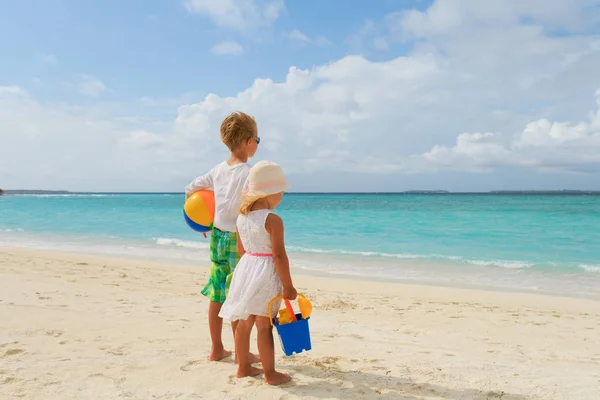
[
  {"xmin": 219, "ymin": 160, "xmax": 297, "ymax": 385},
  {"xmin": 219, "ymin": 161, "xmax": 297, "ymax": 385}
]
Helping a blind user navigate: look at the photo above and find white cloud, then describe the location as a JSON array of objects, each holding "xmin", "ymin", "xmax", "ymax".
[
  {"xmin": 288, "ymin": 30, "xmax": 332, "ymax": 46},
  {"xmin": 211, "ymin": 41, "xmax": 244, "ymax": 56},
  {"xmin": 42, "ymin": 53, "xmax": 58, "ymax": 65},
  {"xmin": 0, "ymin": 86, "xmax": 29, "ymax": 97},
  {"xmin": 314, "ymin": 36, "xmax": 332, "ymax": 46},
  {"xmin": 2, "ymin": 0, "xmax": 600, "ymax": 192},
  {"xmin": 289, "ymin": 29, "xmax": 310, "ymax": 43},
  {"xmin": 75, "ymin": 74, "xmax": 110, "ymax": 97},
  {"xmin": 288, "ymin": 29, "xmax": 333, "ymax": 47},
  {"xmin": 184, "ymin": 0, "xmax": 284, "ymax": 31},
  {"xmin": 412, "ymin": 91, "xmax": 600, "ymax": 173},
  {"xmin": 394, "ymin": 0, "xmax": 599, "ymax": 39}
]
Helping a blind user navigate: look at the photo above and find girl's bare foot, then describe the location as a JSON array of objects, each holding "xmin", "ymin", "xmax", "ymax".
[
  {"xmin": 249, "ymin": 353, "xmax": 261, "ymax": 364},
  {"xmin": 208, "ymin": 347, "xmax": 232, "ymax": 361},
  {"xmin": 235, "ymin": 352, "xmax": 261, "ymax": 364},
  {"xmin": 236, "ymin": 365, "xmax": 263, "ymax": 378},
  {"xmin": 265, "ymin": 371, "xmax": 292, "ymax": 385}
]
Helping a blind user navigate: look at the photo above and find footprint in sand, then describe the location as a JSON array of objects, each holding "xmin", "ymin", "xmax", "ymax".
[
  {"xmin": 3, "ymin": 349, "xmax": 25, "ymax": 357},
  {"xmin": 180, "ymin": 360, "xmax": 204, "ymax": 372},
  {"xmin": 321, "ymin": 300, "xmax": 357, "ymax": 311},
  {"xmin": 100, "ymin": 347, "xmax": 126, "ymax": 356},
  {"xmin": 87, "ymin": 373, "xmax": 125, "ymax": 384},
  {"xmin": 3, "ymin": 376, "xmax": 22, "ymax": 384},
  {"xmin": 46, "ymin": 330, "xmax": 64, "ymax": 338}
]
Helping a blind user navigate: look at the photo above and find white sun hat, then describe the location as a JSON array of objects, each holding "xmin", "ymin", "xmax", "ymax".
[{"xmin": 244, "ymin": 160, "xmax": 290, "ymax": 198}]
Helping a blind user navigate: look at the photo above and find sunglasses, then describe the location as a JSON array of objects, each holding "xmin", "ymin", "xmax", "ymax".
[{"xmin": 253, "ymin": 136, "xmax": 261, "ymax": 144}]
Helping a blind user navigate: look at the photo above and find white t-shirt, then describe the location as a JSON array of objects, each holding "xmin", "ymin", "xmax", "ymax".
[{"xmin": 185, "ymin": 161, "xmax": 251, "ymax": 233}]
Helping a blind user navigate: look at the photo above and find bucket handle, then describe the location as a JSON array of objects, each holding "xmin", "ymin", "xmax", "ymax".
[{"xmin": 267, "ymin": 293, "xmax": 307, "ymax": 326}]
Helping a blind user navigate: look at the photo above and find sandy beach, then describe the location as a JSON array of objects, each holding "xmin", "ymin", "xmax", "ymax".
[{"xmin": 1, "ymin": 247, "xmax": 599, "ymax": 400}]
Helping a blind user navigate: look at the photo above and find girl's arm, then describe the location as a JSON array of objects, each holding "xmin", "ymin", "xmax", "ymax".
[
  {"xmin": 266, "ymin": 213, "xmax": 297, "ymax": 300},
  {"xmin": 236, "ymin": 226, "xmax": 245, "ymax": 258}
]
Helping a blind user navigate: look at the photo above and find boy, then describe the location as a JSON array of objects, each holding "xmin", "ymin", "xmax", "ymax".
[{"xmin": 185, "ymin": 111, "xmax": 260, "ymax": 361}]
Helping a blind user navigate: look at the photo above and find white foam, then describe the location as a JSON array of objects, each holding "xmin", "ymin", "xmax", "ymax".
[
  {"xmin": 465, "ymin": 259, "xmax": 533, "ymax": 269},
  {"xmin": 10, "ymin": 194, "xmax": 109, "ymax": 197},
  {"xmin": 287, "ymin": 246, "xmax": 423, "ymax": 259},
  {"xmin": 579, "ymin": 264, "xmax": 600, "ymax": 273},
  {"xmin": 155, "ymin": 238, "xmax": 209, "ymax": 250}
]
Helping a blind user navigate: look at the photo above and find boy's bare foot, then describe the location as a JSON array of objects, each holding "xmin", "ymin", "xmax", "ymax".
[
  {"xmin": 207, "ymin": 348, "xmax": 232, "ymax": 361},
  {"xmin": 265, "ymin": 371, "xmax": 292, "ymax": 385},
  {"xmin": 236, "ymin": 365, "xmax": 263, "ymax": 378}
]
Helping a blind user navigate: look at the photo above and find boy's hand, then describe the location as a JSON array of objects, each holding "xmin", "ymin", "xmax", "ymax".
[{"xmin": 283, "ymin": 286, "xmax": 297, "ymax": 301}]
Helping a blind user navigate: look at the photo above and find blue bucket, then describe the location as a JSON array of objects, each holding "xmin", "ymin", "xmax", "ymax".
[
  {"xmin": 274, "ymin": 313, "xmax": 312, "ymax": 356},
  {"xmin": 268, "ymin": 295, "xmax": 313, "ymax": 357}
]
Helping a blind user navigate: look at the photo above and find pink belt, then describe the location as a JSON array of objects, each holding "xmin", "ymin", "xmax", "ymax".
[{"xmin": 246, "ymin": 252, "xmax": 273, "ymax": 257}]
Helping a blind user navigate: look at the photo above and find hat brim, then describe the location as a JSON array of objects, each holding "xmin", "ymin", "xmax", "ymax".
[{"xmin": 245, "ymin": 181, "xmax": 290, "ymax": 198}]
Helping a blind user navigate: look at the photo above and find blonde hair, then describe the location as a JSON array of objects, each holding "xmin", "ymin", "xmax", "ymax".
[
  {"xmin": 220, "ymin": 111, "xmax": 257, "ymax": 151},
  {"xmin": 238, "ymin": 194, "xmax": 263, "ymax": 215}
]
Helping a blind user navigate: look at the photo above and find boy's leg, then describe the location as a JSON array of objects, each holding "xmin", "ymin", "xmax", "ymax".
[
  {"xmin": 207, "ymin": 301, "xmax": 230, "ymax": 361},
  {"xmin": 234, "ymin": 316, "xmax": 263, "ymax": 378},
  {"xmin": 201, "ymin": 228, "xmax": 232, "ymax": 361}
]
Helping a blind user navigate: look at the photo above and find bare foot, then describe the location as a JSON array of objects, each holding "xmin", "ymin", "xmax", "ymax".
[
  {"xmin": 207, "ymin": 348, "xmax": 232, "ymax": 361},
  {"xmin": 236, "ymin": 365, "xmax": 263, "ymax": 378},
  {"xmin": 265, "ymin": 371, "xmax": 292, "ymax": 385},
  {"xmin": 249, "ymin": 352, "xmax": 261, "ymax": 364},
  {"xmin": 235, "ymin": 352, "xmax": 261, "ymax": 364}
]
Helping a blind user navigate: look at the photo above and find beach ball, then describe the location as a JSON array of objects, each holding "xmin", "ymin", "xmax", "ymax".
[{"xmin": 183, "ymin": 190, "xmax": 215, "ymax": 233}]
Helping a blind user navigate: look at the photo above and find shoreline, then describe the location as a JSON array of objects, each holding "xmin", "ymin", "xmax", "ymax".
[
  {"xmin": 1, "ymin": 246, "xmax": 598, "ymax": 310},
  {"xmin": 2, "ymin": 240, "xmax": 600, "ymax": 302},
  {"xmin": 2, "ymin": 247, "xmax": 599, "ymax": 399}
]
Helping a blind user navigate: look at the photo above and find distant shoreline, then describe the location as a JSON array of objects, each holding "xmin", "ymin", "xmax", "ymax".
[{"xmin": 3, "ymin": 190, "xmax": 600, "ymax": 195}]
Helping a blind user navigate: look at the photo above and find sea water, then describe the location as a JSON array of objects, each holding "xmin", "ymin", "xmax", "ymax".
[{"xmin": 1, "ymin": 193, "xmax": 599, "ymax": 299}]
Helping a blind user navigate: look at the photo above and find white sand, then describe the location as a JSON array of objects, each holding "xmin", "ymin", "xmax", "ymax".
[{"xmin": 1, "ymin": 247, "xmax": 599, "ymax": 400}]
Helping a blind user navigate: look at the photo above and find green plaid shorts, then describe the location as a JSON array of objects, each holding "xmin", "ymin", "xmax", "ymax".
[{"xmin": 201, "ymin": 227, "xmax": 240, "ymax": 303}]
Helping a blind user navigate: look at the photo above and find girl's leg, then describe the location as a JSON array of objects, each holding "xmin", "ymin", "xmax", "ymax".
[
  {"xmin": 255, "ymin": 316, "xmax": 292, "ymax": 385},
  {"xmin": 234, "ymin": 315, "xmax": 263, "ymax": 378},
  {"xmin": 232, "ymin": 320, "xmax": 261, "ymax": 364}
]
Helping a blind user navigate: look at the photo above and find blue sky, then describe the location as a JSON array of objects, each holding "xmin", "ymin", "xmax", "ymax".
[
  {"xmin": 1, "ymin": 0, "xmax": 600, "ymax": 192},
  {"xmin": 0, "ymin": 0, "xmax": 409, "ymax": 101}
]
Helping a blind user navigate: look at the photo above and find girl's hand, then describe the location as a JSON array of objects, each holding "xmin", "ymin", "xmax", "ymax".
[{"xmin": 283, "ymin": 286, "xmax": 297, "ymax": 300}]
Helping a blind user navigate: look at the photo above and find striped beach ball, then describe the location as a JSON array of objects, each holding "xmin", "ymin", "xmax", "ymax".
[{"xmin": 183, "ymin": 190, "xmax": 215, "ymax": 233}]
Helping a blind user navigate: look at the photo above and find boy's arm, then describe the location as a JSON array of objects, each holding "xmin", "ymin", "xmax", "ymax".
[
  {"xmin": 266, "ymin": 214, "xmax": 297, "ymax": 300},
  {"xmin": 185, "ymin": 170, "xmax": 214, "ymax": 199}
]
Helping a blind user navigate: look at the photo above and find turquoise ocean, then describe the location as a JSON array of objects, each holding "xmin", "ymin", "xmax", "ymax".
[{"xmin": 1, "ymin": 193, "xmax": 599, "ymax": 300}]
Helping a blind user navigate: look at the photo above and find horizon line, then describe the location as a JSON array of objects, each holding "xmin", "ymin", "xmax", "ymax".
[{"xmin": 3, "ymin": 189, "xmax": 600, "ymax": 195}]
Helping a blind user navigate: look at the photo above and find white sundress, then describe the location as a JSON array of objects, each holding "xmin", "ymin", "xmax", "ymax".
[{"xmin": 219, "ymin": 209, "xmax": 283, "ymax": 321}]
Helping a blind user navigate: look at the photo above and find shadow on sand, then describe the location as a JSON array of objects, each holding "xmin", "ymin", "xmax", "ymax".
[{"xmin": 280, "ymin": 361, "xmax": 529, "ymax": 400}]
